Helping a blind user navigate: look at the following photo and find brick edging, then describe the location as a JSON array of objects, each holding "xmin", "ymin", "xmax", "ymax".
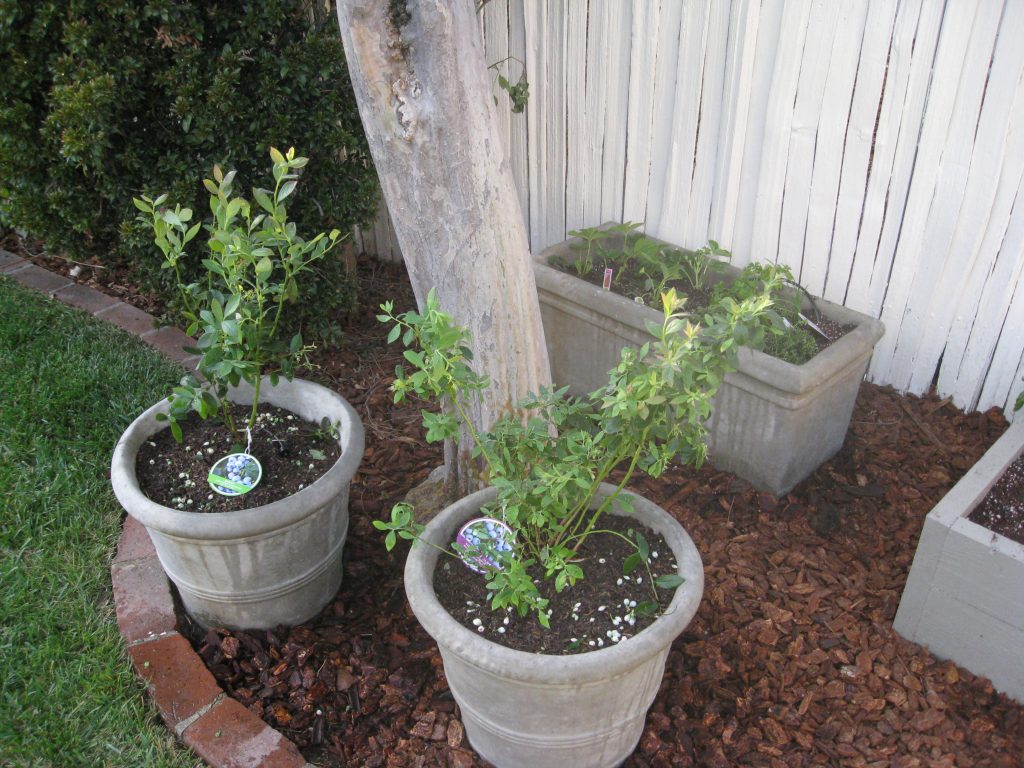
[
  {"xmin": 113, "ymin": 519, "xmax": 311, "ymax": 768},
  {"xmin": 2, "ymin": 250, "xmax": 309, "ymax": 768}
]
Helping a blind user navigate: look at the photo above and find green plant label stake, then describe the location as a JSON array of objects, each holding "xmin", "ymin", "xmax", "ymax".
[{"xmin": 208, "ymin": 453, "xmax": 262, "ymax": 496}]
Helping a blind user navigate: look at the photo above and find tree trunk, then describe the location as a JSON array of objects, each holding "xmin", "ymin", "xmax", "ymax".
[{"xmin": 336, "ymin": 0, "xmax": 551, "ymax": 496}]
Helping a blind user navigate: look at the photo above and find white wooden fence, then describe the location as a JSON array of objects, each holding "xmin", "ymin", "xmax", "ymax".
[{"xmin": 356, "ymin": 0, "xmax": 1024, "ymax": 418}]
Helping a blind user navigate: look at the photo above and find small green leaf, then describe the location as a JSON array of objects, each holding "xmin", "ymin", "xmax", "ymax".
[
  {"xmin": 278, "ymin": 179, "xmax": 297, "ymax": 200},
  {"xmin": 622, "ymin": 552, "xmax": 642, "ymax": 575},
  {"xmin": 253, "ymin": 188, "xmax": 274, "ymax": 214},
  {"xmin": 654, "ymin": 574, "xmax": 684, "ymax": 589}
]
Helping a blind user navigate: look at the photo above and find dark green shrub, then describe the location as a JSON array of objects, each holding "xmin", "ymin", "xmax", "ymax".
[{"xmin": 0, "ymin": 1, "xmax": 377, "ymax": 339}]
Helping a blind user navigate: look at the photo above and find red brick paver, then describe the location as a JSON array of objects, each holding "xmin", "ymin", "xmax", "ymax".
[
  {"xmin": 143, "ymin": 325, "xmax": 199, "ymax": 364},
  {"xmin": 128, "ymin": 634, "xmax": 224, "ymax": 731},
  {"xmin": 114, "ymin": 514, "xmax": 158, "ymax": 564},
  {"xmin": 112, "ymin": 556, "xmax": 178, "ymax": 644},
  {"xmin": 53, "ymin": 282, "xmax": 119, "ymax": 315},
  {"xmin": 95, "ymin": 300, "xmax": 157, "ymax": 336},
  {"xmin": 182, "ymin": 698, "xmax": 308, "ymax": 768},
  {"xmin": 9, "ymin": 263, "xmax": 73, "ymax": 295},
  {"xmin": 0, "ymin": 249, "xmax": 26, "ymax": 272}
]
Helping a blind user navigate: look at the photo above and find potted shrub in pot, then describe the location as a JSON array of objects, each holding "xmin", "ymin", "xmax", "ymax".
[
  {"xmin": 110, "ymin": 149, "xmax": 364, "ymax": 630},
  {"xmin": 533, "ymin": 223, "xmax": 885, "ymax": 495},
  {"xmin": 374, "ymin": 282, "xmax": 778, "ymax": 767},
  {"xmin": 893, "ymin": 405, "xmax": 1024, "ymax": 703}
]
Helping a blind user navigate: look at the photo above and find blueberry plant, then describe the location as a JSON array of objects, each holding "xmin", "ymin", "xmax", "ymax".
[
  {"xmin": 375, "ymin": 278, "xmax": 780, "ymax": 624},
  {"xmin": 133, "ymin": 148, "xmax": 342, "ymax": 441}
]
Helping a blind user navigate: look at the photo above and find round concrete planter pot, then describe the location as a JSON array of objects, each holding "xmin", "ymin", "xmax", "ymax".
[
  {"xmin": 111, "ymin": 377, "xmax": 364, "ymax": 630},
  {"xmin": 405, "ymin": 483, "xmax": 704, "ymax": 768}
]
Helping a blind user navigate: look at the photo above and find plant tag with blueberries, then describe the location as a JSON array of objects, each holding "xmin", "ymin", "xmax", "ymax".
[
  {"xmin": 602, "ymin": 268, "xmax": 613, "ymax": 290},
  {"xmin": 208, "ymin": 453, "xmax": 262, "ymax": 496},
  {"xmin": 455, "ymin": 517, "xmax": 514, "ymax": 573}
]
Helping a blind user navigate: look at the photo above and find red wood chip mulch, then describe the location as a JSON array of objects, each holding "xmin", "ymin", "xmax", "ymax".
[{"xmin": 172, "ymin": 258, "xmax": 1024, "ymax": 768}]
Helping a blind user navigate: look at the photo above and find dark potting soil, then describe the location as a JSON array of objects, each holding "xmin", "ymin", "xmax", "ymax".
[
  {"xmin": 433, "ymin": 514, "xmax": 681, "ymax": 654},
  {"xmin": 967, "ymin": 453, "xmax": 1024, "ymax": 545},
  {"xmin": 135, "ymin": 403, "xmax": 341, "ymax": 513},
  {"xmin": 554, "ymin": 259, "xmax": 854, "ymax": 361}
]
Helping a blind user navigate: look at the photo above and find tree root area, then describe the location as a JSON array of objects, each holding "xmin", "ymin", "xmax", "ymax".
[{"xmin": 168, "ymin": 258, "xmax": 1023, "ymax": 767}]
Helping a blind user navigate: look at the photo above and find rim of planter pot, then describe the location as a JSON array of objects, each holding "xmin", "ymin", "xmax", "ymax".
[
  {"xmin": 110, "ymin": 377, "xmax": 364, "ymax": 540},
  {"xmin": 533, "ymin": 240, "xmax": 885, "ymax": 395},
  {"xmin": 404, "ymin": 483, "xmax": 704, "ymax": 685}
]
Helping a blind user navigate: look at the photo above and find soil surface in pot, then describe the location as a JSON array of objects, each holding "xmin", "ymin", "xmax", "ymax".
[
  {"xmin": 135, "ymin": 403, "xmax": 341, "ymax": 513},
  {"xmin": 968, "ymin": 453, "xmax": 1024, "ymax": 545},
  {"xmin": 433, "ymin": 514, "xmax": 681, "ymax": 654},
  {"xmin": 549, "ymin": 256, "xmax": 854, "ymax": 364},
  {"xmin": 17, "ymin": 236, "xmax": 1023, "ymax": 766}
]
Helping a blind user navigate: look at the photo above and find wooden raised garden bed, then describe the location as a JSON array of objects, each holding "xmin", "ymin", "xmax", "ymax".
[{"xmin": 894, "ymin": 416, "xmax": 1024, "ymax": 703}]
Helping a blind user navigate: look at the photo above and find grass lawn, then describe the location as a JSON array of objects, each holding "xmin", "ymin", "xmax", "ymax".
[{"xmin": 0, "ymin": 277, "xmax": 201, "ymax": 767}]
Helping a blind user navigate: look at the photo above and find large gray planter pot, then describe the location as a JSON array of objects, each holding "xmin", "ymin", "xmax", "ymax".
[
  {"xmin": 893, "ymin": 416, "xmax": 1024, "ymax": 703},
  {"xmin": 405, "ymin": 484, "xmax": 704, "ymax": 768},
  {"xmin": 111, "ymin": 377, "xmax": 364, "ymax": 630},
  {"xmin": 534, "ymin": 233, "xmax": 885, "ymax": 495}
]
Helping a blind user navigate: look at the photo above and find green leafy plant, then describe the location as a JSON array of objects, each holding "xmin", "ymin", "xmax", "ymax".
[
  {"xmin": 375, "ymin": 278, "xmax": 780, "ymax": 624},
  {"xmin": 718, "ymin": 262, "xmax": 820, "ymax": 365},
  {"xmin": 133, "ymin": 148, "xmax": 343, "ymax": 441},
  {"xmin": 488, "ymin": 56, "xmax": 530, "ymax": 114},
  {"xmin": 637, "ymin": 241, "xmax": 729, "ymax": 303},
  {"xmin": 566, "ymin": 222, "xmax": 645, "ymax": 281}
]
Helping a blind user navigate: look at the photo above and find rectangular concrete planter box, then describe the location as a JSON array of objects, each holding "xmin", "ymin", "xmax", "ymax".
[
  {"xmin": 893, "ymin": 416, "xmax": 1024, "ymax": 703},
  {"xmin": 533, "ymin": 230, "xmax": 884, "ymax": 495}
]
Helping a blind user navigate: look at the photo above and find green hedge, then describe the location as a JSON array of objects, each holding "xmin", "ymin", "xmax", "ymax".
[{"xmin": 0, "ymin": 1, "xmax": 378, "ymax": 339}]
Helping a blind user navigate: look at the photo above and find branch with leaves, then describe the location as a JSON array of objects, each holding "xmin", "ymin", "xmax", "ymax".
[{"xmin": 133, "ymin": 147, "xmax": 343, "ymax": 440}]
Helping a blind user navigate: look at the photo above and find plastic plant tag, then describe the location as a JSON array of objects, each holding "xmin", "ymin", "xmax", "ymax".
[
  {"xmin": 208, "ymin": 453, "xmax": 262, "ymax": 496},
  {"xmin": 602, "ymin": 268, "xmax": 613, "ymax": 290},
  {"xmin": 455, "ymin": 517, "xmax": 514, "ymax": 573}
]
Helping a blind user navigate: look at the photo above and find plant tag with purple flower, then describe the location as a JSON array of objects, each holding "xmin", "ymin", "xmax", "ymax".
[
  {"xmin": 455, "ymin": 517, "xmax": 514, "ymax": 573},
  {"xmin": 208, "ymin": 453, "xmax": 262, "ymax": 496}
]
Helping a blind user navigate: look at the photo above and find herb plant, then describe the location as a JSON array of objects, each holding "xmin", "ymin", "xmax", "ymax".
[
  {"xmin": 716, "ymin": 262, "xmax": 819, "ymax": 365},
  {"xmin": 133, "ymin": 148, "xmax": 343, "ymax": 441},
  {"xmin": 560, "ymin": 223, "xmax": 827, "ymax": 365},
  {"xmin": 375, "ymin": 280, "xmax": 779, "ymax": 625}
]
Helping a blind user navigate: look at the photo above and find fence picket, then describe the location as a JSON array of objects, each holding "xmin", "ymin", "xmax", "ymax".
[
  {"xmin": 365, "ymin": 0, "xmax": 1024, "ymax": 418},
  {"xmin": 876, "ymin": 2, "xmax": 1003, "ymax": 388}
]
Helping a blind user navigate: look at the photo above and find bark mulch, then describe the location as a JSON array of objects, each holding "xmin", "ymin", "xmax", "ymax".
[
  {"xmin": 13, "ymin": 234, "xmax": 1020, "ymax": 766},
  {"xmin": 173, "ymin": 258, "xmax": 1024, "ymax": 768}
]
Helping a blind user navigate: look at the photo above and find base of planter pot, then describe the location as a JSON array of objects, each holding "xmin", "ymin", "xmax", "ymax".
[
  {"xmin": 112, "ymin": 377, "xmax": 364, "ymax": 630},
  {"xmin": 164, "ymin": 519, "xmax": 348, "ymax": 630},
  {"xmin": 405, "ymin": 485, "xmax": 704, "ymax": 768},
  {"xmin": 894, "ymin": 417, "xmax": 1024, "ymax": 704}
]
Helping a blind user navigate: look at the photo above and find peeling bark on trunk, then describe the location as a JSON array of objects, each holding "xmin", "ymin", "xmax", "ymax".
[{"xmin": 336, "ymin": 0, "xmax": 551, "ymax": 496}]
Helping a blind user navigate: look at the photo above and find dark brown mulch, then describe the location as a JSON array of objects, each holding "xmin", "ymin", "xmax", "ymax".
[
  {"xmin": 173, "ymin": 258, "xmax": 1024, "ymax": 768},
  {"xmin": 969, "ymin": 453, "xmax": 1024, "ymax": 545},
  {"xmin": 135, "ymin": 403, "xmax": 341, "ymax": 513},
  {"xmin": 16, "ymin": 231, "xmax": 1021, "ymax": 765}
]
